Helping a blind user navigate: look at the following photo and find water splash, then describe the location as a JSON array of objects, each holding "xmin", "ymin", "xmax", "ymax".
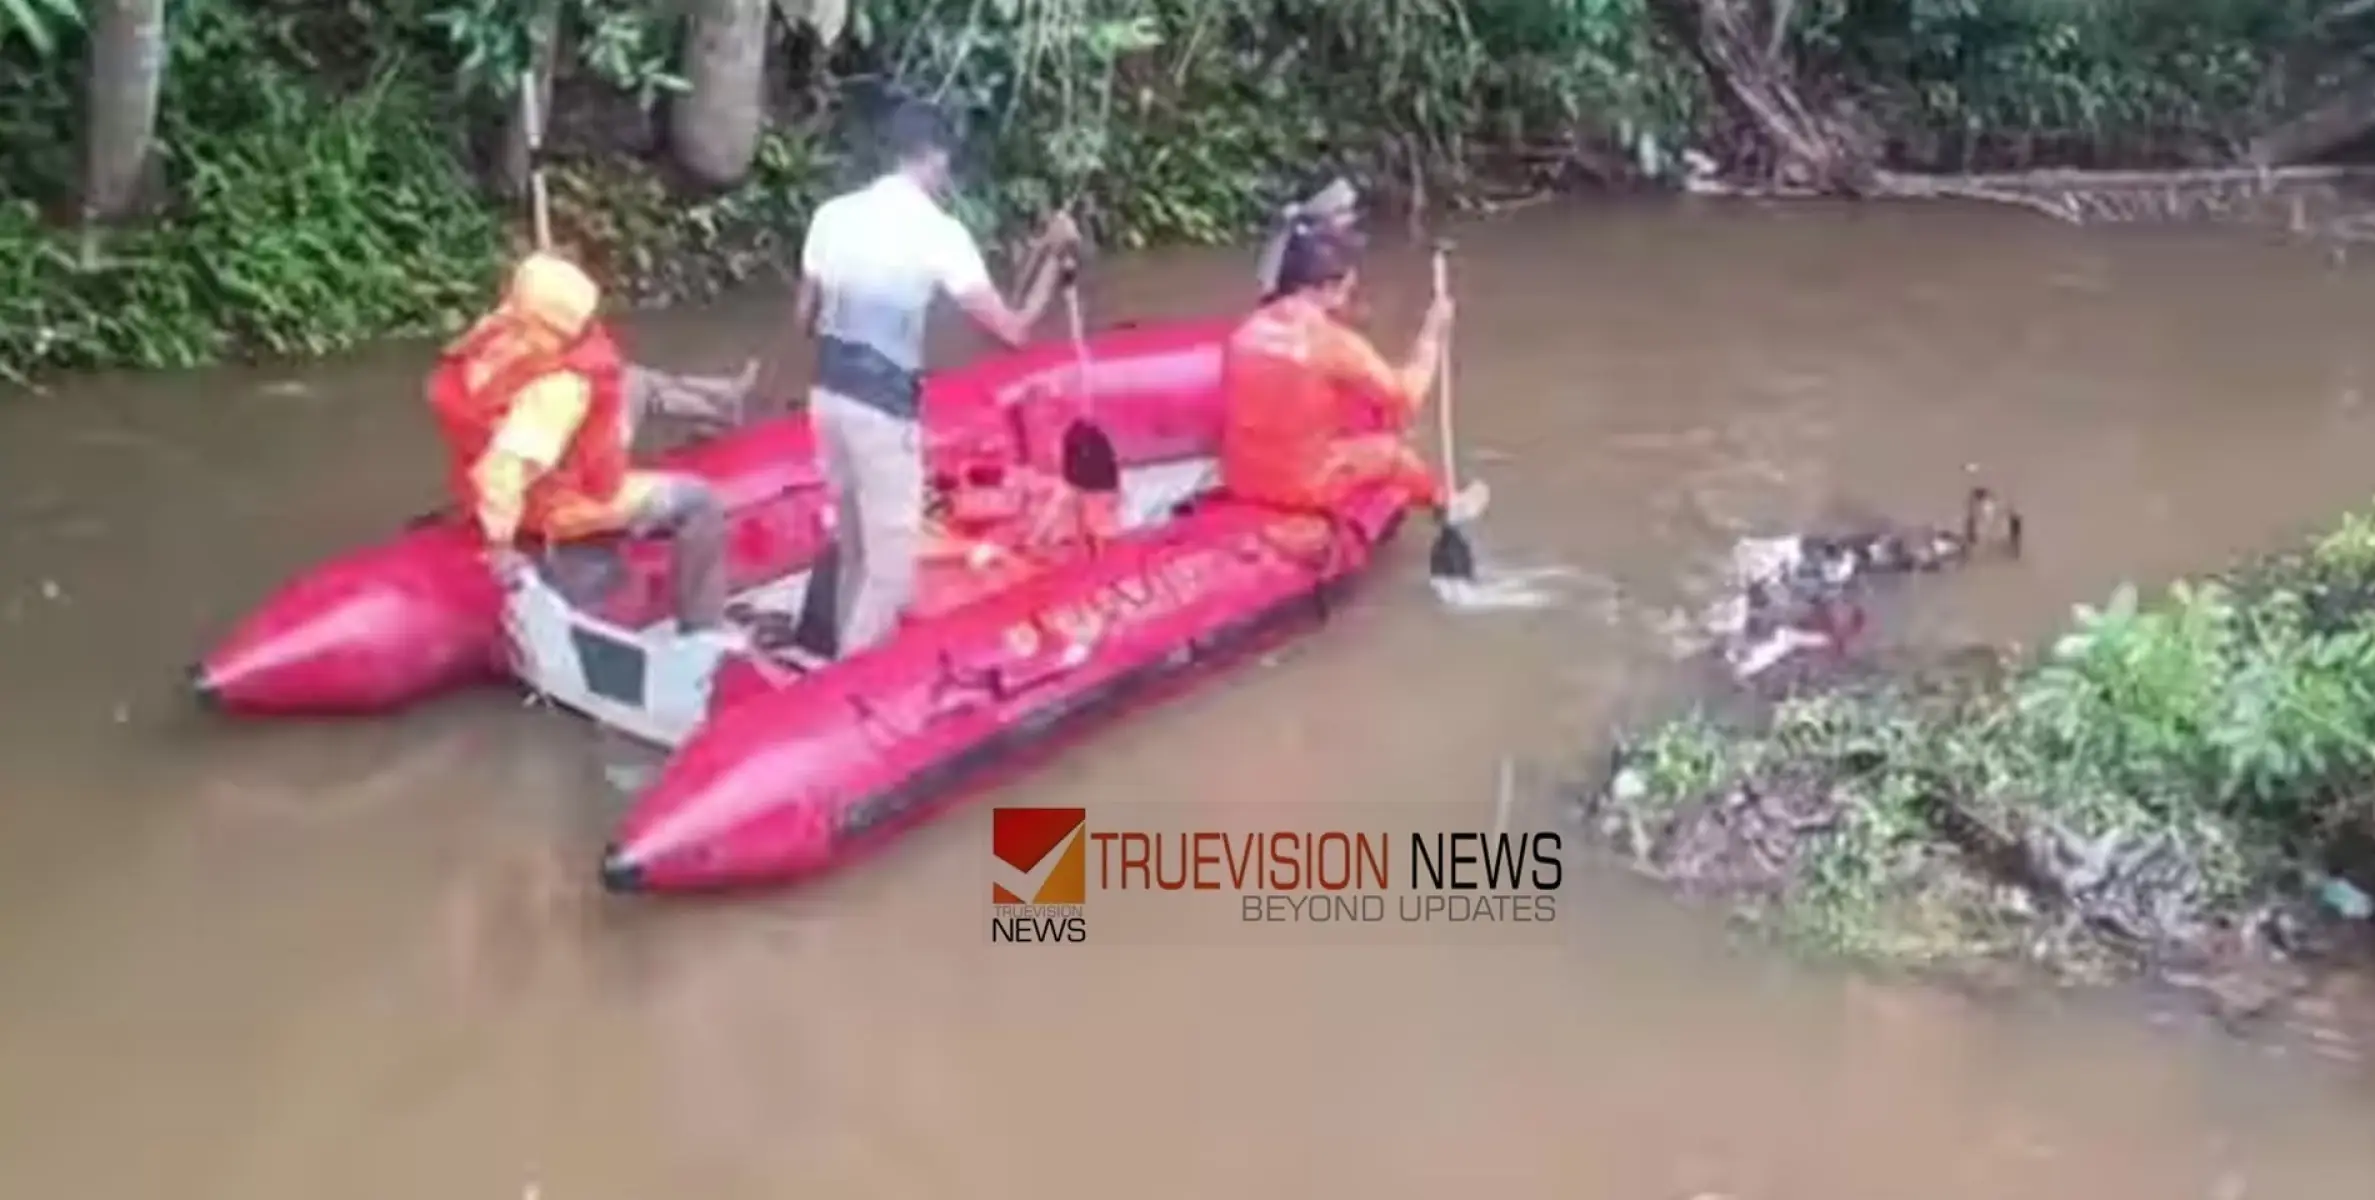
[{"xmin": 1429, "ymin": 562, "xmax": 1589, "ymax": 612}]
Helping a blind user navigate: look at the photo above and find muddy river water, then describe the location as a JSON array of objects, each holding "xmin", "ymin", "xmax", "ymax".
[{"xmin": 8, "ymin": 200, "xmax": 2375, "ymax": 1197}]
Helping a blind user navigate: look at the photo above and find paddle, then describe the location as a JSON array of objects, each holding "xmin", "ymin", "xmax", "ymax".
[
  {"xmin": 519, "ymin": 68, "xmax": 553, "ymax": 251},
  {"xmin": 474, "ymin": 69, "xmax": 559, "ymax": 599},
  {"xmin": 1057, "ymin": 258, "xmax": 1121, "ymax": 496},
  {"xmin": 1426, "ymin": 243, "xmax": 1480, "ymax": 583}
]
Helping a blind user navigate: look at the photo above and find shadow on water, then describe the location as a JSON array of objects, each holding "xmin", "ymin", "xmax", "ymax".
[{"xmin": 8, "ymin": 199, "xmax": 2375, "ymax": 1196}]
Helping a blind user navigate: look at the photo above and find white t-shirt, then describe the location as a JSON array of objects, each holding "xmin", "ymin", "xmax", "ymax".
[{"xmin": 801, "ymin": 172, "xmax": 990, "ymax": 380}]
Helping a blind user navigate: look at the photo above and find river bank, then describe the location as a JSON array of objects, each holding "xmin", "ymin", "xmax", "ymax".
[
  {"xmin": 5, "ymin": 0, "xmax": 2361, "ymax": 385},
  {"xmin": 1573, "ymin": 494, "xmax": 2375, "ymax": 1051}
]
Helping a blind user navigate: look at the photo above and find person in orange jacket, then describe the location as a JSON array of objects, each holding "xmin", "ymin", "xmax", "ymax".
[
  {"xmin": 1220, "ymin": 220, "xmax": 1472, "ymax": 518},
  {"xmin": 427, "ymin": 251, "xmax": 757, "ymax": 650}
]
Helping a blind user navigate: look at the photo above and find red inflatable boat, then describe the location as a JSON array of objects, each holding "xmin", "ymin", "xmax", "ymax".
[
  {"xmin": 191, "ymin": 317, "xmax": 1238, "ymax": 715},
  {"xmin": 194, "ymin": 312, "xmax": 1425, "ymax": 896}
]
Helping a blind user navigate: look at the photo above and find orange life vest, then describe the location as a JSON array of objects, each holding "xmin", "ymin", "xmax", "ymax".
[
  {"xmin": 1218, "ymin": 296, "xmax": 1403, "ymax": 511},
  {"xmin": 426, "ymin": 314, "xmax": 630, "ymax": 539}
]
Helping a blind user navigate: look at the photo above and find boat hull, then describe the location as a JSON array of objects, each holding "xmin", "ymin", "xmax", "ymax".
[
  {"xmin": 601, "ymin": 485, "xmax": 1410, "ymax": 894},
  {"xmin": 192, "ymin": 318, "xmax": 1236, "ymax": 715}
]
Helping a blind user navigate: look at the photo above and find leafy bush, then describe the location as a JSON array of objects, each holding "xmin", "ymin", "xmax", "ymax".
[
  {"xmin": 1798, "ymin": 0, "xmax": 2321, "ymax": 166},
  {"xmin": 1, "ymin": 1, "xmax": 503, "ymax": 378},
  {"xmin": 0, "ymin": 0, "xmax": 1716, "ymax": 381},
  {"xmin": 2018, "ymin": 581, "xmax": 2375, "ymax": 818},
  {"xmin": 546, "ymin": 127, "xmax": 839, "ymax": 308}
]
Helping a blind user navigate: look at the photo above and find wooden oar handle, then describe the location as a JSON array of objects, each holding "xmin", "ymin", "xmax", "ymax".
[
  {"xmin": 1429, "ymin": 238, "xmax": 1457, "ymax": 495},
  {"xmin": 520, "ymin": 69, "xmax": 552, "ymax": 251}
]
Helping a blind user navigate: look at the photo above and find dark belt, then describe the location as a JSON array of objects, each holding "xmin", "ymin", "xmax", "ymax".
[{"xmin": 816, "ymin": 337, "xmax": 923, "ymax": 419}]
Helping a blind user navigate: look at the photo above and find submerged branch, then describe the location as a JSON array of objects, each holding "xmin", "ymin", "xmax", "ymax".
[{"xmin": 1684, "ymin": 163, "xmax": 2375, "ymax": 237}]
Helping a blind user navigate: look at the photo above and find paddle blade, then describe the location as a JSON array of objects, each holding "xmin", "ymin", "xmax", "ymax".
[
  {"xmin": 1060, "ymin": 419, "xmax": 1121, "ymax": 493},
  {"xmin": 1428, "ymin": 524, "xmax": 1477, "ymax": 581}
]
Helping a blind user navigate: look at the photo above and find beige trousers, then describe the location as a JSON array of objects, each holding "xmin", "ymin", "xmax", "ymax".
[{"xmin": 810, "ymin": 386, "xmax": 925, "ymax": 656}]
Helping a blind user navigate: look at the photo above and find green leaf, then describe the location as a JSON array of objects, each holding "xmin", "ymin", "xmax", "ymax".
[{"xmin": 0, "ymin": 0, "xmax": 78, "ymax": 57}]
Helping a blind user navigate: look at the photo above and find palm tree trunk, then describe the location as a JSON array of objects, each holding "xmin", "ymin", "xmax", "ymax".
[
  {"xmin": 81, "ymin": 0, "xmax": 168, "ymax": 224},
  {"xmin": 669, "ymin": 0, "xmax": 769, "ymax": 187}
]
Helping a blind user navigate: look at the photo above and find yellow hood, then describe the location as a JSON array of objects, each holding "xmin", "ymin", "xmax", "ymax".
[{"xmin": 501, "ymin": 252, "xmax": 601, "ymax": 340}]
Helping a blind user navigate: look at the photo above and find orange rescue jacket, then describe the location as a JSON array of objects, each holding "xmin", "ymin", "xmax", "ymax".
[
  {"xmin": 1218, "ymin": 295, "xmax": 1413, "ymax": 511},
  {"xmin": 426, "ymin": 314, "xmax": 630, "ymax": 540}
]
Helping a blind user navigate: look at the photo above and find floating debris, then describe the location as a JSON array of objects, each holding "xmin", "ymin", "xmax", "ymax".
[{"xmin": 1681, "ymin": 487, "xmax": 2025, "ymax": 685}]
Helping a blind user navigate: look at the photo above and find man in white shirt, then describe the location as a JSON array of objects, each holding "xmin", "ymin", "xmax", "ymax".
[{"xmin": 786, "ymin": 100, "xmax": 1080, "ymax": 657}]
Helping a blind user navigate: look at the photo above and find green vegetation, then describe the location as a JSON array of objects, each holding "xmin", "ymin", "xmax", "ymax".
[
  {"xmin": 1587, "ymin": 505, "xmax": 2375, "ymax": 980},
  {"xmin": 0, "ymin": 0, "xmax": 2361, "ymax": 383},
  {"xmin": 1800, "ymin": 0, "xmax": 2309, "ymax": 168}
]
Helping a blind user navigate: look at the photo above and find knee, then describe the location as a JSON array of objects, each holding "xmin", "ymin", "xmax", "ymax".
[
  {"xmin": 647, "ymin": 476, "xmax": 725, "ymax": 539},
  {"xmin": 678, "ymin": 482, "xmax": 725, "ymax": 541}
]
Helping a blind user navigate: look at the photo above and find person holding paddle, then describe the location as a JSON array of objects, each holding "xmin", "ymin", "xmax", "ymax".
[
  {"xmin": 780, "ymin": 99, "xmax": 1082, "ymax": 658},
  {"xmin": 442, "ymin": 74, "xmax": 767, "ymax": 653},
  {"xmin": 428, "ymin": 251, "xmax": 763, "ymax": 654},
  {"xmin": 1218, "ymin": 220, "xmax": 1480, "ymax": 530}
]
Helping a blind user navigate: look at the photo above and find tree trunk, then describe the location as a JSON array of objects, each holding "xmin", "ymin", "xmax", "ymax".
[
  {"xmin": 1651, "ymin": 0, "xmax": 1873, "ymax": 193},
  {"xmin": 492, "ymin": 5, "xmax": 562, "ymax": 202},
  {"xmin": 670, "ymin": 0, "xmax": 769, "ymax": 187},
  {"xmin": 81, "ymin": 0, "xmax": 168, "ymax": 224}
]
